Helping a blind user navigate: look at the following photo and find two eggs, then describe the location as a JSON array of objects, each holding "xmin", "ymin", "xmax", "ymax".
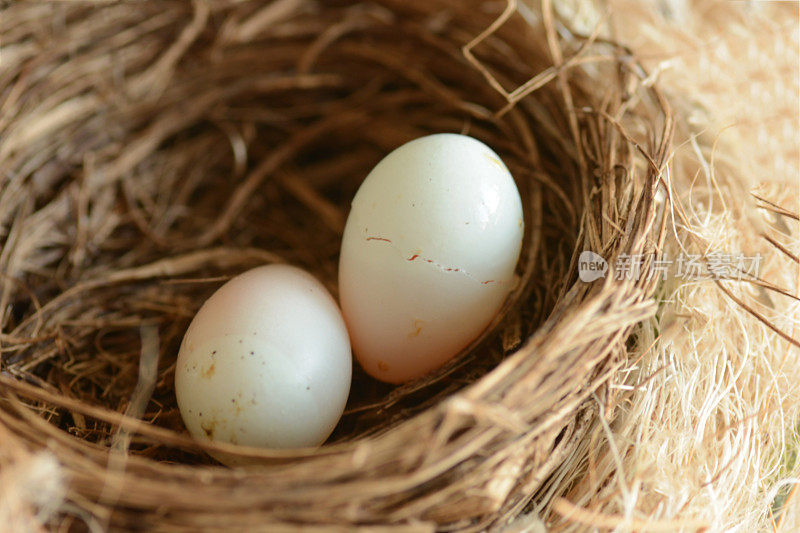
[{"xmin": 175, "ymin": 134, "xmax": 524, "ymax": 462}]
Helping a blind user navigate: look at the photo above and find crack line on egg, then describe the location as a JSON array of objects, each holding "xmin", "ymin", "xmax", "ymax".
[{"xmin": 364, "ymin": 235, "xmax": 498, "ymax": 285}]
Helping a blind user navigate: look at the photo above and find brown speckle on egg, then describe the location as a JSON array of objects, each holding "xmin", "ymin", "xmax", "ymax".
[
  {"xmin": 201, "ymin": 420, "xmax": 216, "ymax": 438},
  {"xmin": 408, "ymin": 319, "xmax": 424, "ymax": 338}
]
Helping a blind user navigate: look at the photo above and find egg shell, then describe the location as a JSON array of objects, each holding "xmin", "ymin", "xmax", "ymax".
[
  {"xmin": 175, "ymin": 264, "xmax": 351, "ymax": 464},
  {"xmin": 338, "ymin": 133, "xmax": 524, "ymax": 384}
]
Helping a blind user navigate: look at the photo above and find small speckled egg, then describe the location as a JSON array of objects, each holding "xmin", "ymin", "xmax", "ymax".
[
  {"xmin": 339, "ymin": 133, "xmax": 524, "ymax": 384},
  {"xmin": 175, "ymin": 264, "xmax": 351, "ymax": 464}
]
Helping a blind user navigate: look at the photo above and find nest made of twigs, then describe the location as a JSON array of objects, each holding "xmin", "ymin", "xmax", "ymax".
[{"xmin": 0, "ymin": 0, "xmax": 672, "ymax": 530}]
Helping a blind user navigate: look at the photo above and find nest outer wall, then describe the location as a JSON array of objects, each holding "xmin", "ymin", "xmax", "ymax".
[{"xmin": 0, "ymin": 0, "xmax": 672, "ymax": 530}]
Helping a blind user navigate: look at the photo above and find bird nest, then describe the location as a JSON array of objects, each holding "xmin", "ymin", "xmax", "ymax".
[{"xmin": 0, "ymin": 0, "xmax": 672, "ymax": 530}]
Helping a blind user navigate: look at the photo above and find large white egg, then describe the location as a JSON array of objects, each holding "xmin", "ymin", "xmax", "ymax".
[
  {"xmin": 339, "ymin": 133, "xmax": 524, "ymax": 384},
  {"xmin": 175, "ymin": 264, "xmax": 351, "ymax": 464}
]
